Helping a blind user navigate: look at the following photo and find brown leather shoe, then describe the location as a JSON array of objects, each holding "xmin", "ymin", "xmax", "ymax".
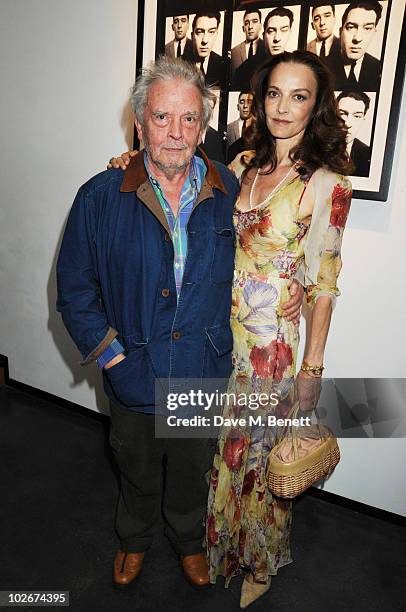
[
  {"xmin": 113, "ymin": 550, "xmax": 144, "ymax": 589},
  {"xmin": 181, "ymin": 553, "xmax": 210, "ymax": 589}
]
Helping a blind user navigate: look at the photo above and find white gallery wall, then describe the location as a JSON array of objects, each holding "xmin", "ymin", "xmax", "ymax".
[{"xmin": 0, "ymin": 1, "xmax": 405, "ymax": 516}]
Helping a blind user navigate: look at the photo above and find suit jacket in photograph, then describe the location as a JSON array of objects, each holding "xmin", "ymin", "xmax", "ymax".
[
  {"xmin": 227, "ymin": 137, "xmax": 245, "ymax": 165},
  {"xmin": 231, "ymin": 38, "xmax": 265, "ymax": 71},
  {"xmin": 204, "ymin": 51, "xmax": 227, "ymax": 88},
  {"xmin": 307, "ymin": 35, "xmax": 340, "ymax": 58},
  {"xmin": 327, "ymin": 52, "xmax": 381, "ymax": 91},
  {"xmin": 165, "ymin": 38, "xmax": 193, "ymax": 59},
  {"xmin": 200, "ymin": 126, "xmax": 225, "ymax": 164},
  {"xmin": 227, "ymin": 119, "xmax": 241, "ymax": 147},
  {"xmin": 183, "ymin": 49, "xmax": 227, "ymax": 88},
  {"xmin": 231, "ymin": 45, "xmax": 268, "ymax": 91},
  {"xmin": 350, "ymin": 138, "xmax": 371, "ymax": 177}
]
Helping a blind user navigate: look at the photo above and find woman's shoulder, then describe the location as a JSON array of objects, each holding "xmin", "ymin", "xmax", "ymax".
[{"xmin": 312, "ymin": 166, "xmax": 352, "ymax": 193}]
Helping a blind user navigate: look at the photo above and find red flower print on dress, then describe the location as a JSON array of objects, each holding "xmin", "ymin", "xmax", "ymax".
[
  {"xmin": 210, "ymin": 466, "xmax": 219, "ymax": 493},
  {"xmin": 249, "ymin": 340, "xmax": 293, "ymax": 381},
  {"xmin": 242, "ymin": 469, "xmax": 256, "ymax": 496},
  {"xmin": 330, "ymin": 184, "xmax": 351, "ymax": 228},
  {"xmin": 223, "ymin": 429, "xmax": 246, "ymax": 471},
  {"xmin": 207, "ymin": 515, "xmax": 218, "ymax": 545}
]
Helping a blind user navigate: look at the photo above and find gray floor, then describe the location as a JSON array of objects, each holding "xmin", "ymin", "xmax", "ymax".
[{"xmin": 1, "ymin": 385, "xmax": 405, "ymax": 612}]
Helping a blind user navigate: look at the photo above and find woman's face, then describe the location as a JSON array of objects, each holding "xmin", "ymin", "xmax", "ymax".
[{"xmin": 264, "ymin": 62, "xmax": 318, "ymax": 142}]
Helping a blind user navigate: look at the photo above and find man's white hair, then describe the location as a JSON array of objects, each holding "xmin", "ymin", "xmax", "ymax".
[{"xmin": 130, "ymin": 55, "xmax": 217, "ymax": 131}]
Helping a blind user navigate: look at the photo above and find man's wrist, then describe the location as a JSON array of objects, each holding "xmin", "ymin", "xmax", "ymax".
[
  {"xmin": 104, "ymin": 353, "xmax": 125, "ymax": 369},
  {"xmin": 96, "ymin": 338, "xmax": 125, "ymax": 368}
]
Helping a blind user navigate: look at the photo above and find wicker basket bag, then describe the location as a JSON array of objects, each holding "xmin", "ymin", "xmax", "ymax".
[{"xmin": 267, "ymin": 404, "xmax": 340, "ymax": 499}]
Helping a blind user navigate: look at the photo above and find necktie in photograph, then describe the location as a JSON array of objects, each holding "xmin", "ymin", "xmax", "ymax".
[
  {"xmin": 320, "ymin": 40, "xmax": 326, "ymax": 59},
  {"xmin": 200, "ymin": 61, "xmax": 205, "ymax": 77},
  {"xmin": 347, "ymin": 61, "xmax": 358, "ymax": 87},
  {"xmin": 248, "ymin": 41, "xmax": 254, "ymax": 60},
  {"xmin": 176, "ymin": 41, "xmax": 181, "ymax": 58}
]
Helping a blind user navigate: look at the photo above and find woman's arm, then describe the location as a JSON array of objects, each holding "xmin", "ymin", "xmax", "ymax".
[
  {"xmin": 299, "ymin": 173, "xmax": 352, "ymax": 383},
  {"xmin": 303, "ymin": 295, "xmax": 332, "ymax": 365}
]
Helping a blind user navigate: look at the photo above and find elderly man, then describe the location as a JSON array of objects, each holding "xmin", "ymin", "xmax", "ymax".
[
  {"xmin": 337, "ymin": 90, "xmax": 371, "ymax": 176},
  {"xmin": 231, "ymin": 9, "xmax": 264, "ymax": 72},
  {"xmin": 57, "ymin": 56, "xmax": 302, "ymax": 591},
  {"xmin": 165, "ymin": 14, "xmax": 193, "ymax": 59},
  {"xmin": 183, "ymin": 11, "xmax": 226, "ymax": 87},
  {"xmin": 307, "ymin": 3, "xmax": 340, "ymax": 59},
  {"xmin": 327, "ymin": 0, "xmax": 382, "ymax": 91}
]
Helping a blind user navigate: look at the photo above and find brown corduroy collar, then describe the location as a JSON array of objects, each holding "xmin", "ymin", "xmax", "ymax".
[{"xmin": 119, "ymin": 147, "xmax": 227, "ymax": 194}]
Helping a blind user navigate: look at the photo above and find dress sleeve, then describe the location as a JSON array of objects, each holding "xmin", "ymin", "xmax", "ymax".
[{"xmin": 304, "ymin": 170, "xmax": 352, "ymax": 309}]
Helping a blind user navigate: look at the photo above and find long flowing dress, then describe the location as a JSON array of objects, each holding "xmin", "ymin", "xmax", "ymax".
[{"xmin": 206, "ymin": 155, "xmax": 352, "ymax": 585}]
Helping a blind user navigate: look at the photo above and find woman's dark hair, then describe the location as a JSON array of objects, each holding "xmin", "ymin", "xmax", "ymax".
[{"xmin": 243, "ymin": 50, "xmax": 354, "ymax": 176}]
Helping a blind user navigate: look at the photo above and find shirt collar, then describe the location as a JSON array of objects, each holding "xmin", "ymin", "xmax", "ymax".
[
  {"xmin": 120, "ymin": 147, "xmax": 227, "ymax": 194},
  {"xmin": 144, "ymin": 151, "xmax": 199, "ymax": 188}
]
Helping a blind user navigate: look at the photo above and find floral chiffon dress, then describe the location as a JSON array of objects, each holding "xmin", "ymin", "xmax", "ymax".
[{"xmin": 206, "ymin": 155, "xmax": 352, "ymax": 585}]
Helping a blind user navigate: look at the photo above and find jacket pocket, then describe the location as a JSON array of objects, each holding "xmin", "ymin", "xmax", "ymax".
[
  {"xmin": 205, "ymin": 324, "xmax": 233, "ymax": 356},
  {"xmin": 210, "ymin": 228, "xmax": 235, "ymax": 283},
  {"xmin": 105, "ymin": 347, "xmax": 156, "ymax": 407},
  {"xmin": 203, "ymin": 324, "xmax": 233, "ymax": 380}
]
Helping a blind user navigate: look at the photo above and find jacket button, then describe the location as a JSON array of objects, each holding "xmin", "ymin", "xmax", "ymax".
[
  {"xmin": 162, "ymin": 288, "xmax": 170, "ymax": 297},
  {"xmin": 172, "ymin": 331, "xmax": 181, "ymax": 340}
]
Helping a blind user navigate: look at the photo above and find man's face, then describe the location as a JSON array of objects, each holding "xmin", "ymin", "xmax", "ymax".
[
  {"xmin": 264, "ymin": 16, "xmax": 291, "ymax": 55},
  {"xmin": 237, "ymin": 93, "xmax": 254, "ymax": 119},
  {"xmin": 192, "ymin": 16, "xmax": 219, "ymax": 58},
  {"xmin": 312, "ymin": 6, "xmax": 335, "ymax": 40},
  {"xmin": 135, "ymin": 79, "xmax": 204, "ymax": 177},
  {"xmin": 341, "ymin": 8, "xmax": 377, "ymax": 61},
  {"xmin": 242, "ymin": 12, "xmax": 262, "ymax": 42},
  {"xmin": 338, "ymin": 96, "xmax": 366, "ymax": 143},
  {"xmin": 172, "ymin": 15, "xmax": 189, "ymax": 41}
]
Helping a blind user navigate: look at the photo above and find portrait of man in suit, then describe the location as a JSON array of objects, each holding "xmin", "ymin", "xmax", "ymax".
[
  {"xmin": 184, "ymin": 12, "xmax": 226, "ymax": 88},
  {"xmin": 227, "ymin": 91, "xmax": 254, "ymax": 148},
  {"xmin": 231, "ymin": 10, "xmax": 264, "ymax": 72},
  {"xmin": 232, "ymin": 7, "xmax": 293, "ymax": 90},
  {"xmin": 263, "ymin": 7, "xmax": 294, "ymax": 56},
  {"xmin": 307, "ymin": 3, "xmax": 341, "ymax": 59},
  {"xmin": 165, "ymin": 15, "xmax": 193, "ymax": 59},
  {"xmin": 337, "ymin": 90, "xmax": 371, "ymax": 177},
  {"xmin": 327, "ymin": 1, "xmax": 382, "ymax": 92}
]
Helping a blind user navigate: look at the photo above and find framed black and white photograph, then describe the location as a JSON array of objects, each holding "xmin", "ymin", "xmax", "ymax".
[{"xmin": 137, "ymin": 0, "xmax": 406, "ymax": 201}]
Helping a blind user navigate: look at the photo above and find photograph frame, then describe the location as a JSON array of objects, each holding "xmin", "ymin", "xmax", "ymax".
[{"xmin": 135, "ymin": 0, "xmax": 406, "ymax": 202}]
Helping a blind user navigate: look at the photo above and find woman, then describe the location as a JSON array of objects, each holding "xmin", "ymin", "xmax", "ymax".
[
  {"xmin": 108, "ymin": 50, "xmax": 352, "ymax": 608},
  {"xmin": 206, "ymin": 51, "xmax": 352, "ymax": 608}
]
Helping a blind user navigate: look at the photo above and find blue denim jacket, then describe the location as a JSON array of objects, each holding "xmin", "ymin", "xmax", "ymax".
[{"xmin": 56, "ymin": 151, "xmax": 239, "ymax": 412}]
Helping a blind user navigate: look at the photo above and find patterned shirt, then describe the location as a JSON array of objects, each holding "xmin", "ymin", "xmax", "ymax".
[{"xmin": 145, "ymin": 152, "xmax": 206, "ymax": 296}]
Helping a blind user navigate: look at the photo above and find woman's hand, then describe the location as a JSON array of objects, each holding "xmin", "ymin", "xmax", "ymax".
[
  {"xmin": 295, "ymin": 369, "xmax": 322, "ymax": 412},
  {"xmin": 107, "ymin": 150, "xmax": 138, "ymax": 170}
]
